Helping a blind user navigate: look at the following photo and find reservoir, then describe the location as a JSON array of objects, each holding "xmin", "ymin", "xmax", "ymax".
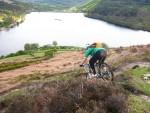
[{"xmin": 0, "ymin": 12, "xmax": 150, "ymax": 55}]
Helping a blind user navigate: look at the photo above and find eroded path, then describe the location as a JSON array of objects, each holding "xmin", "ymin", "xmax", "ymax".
[
  {"xmin": 114, "ymin": 62, "xmax": 150, "ymax": 75},
  {"xmin": 0, "ymin": 51, "xmax": 83, "ymax": 94}
]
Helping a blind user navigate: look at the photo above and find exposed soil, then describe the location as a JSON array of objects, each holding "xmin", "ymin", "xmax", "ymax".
[
  {"xmin": 114, "ymin": 62, "xmax": 150, "ymax": 76},
  {"xmin": 0, "ymin": 51, "xmax": 83, "ymax": 94},
  {"xmin": 139, "ymin": 94, "xmax": 150, "ymax": 102}
]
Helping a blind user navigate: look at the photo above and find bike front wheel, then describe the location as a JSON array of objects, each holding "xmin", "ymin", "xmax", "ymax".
[{"xmin": 98, "ymin": 63, "xmax": 114, "ymax": 81}]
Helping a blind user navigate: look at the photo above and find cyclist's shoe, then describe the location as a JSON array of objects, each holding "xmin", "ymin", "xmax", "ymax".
[
  {"xmin": 89, "ymin": 74, "xmax": 97, "ymax": 78},
  {"xmin": 80, "ymin": 64, "xmax": 84, "ymax": 67},
  {"xmin": 93, "ymin": 74, "xmax": 98, "ymax": 78},
  {"xmin": 87, "ymin": 73, "xmax": 93, "ymax": 79}
]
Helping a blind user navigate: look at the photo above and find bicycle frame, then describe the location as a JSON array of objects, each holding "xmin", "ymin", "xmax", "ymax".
[
  {"xmin": 83, "ymin": 56, "xmax": 105, "ymax": 74},
  {"xmin": 83, "ymin": 64, "xmax": 92, "ymax": 74},
  {"xmin": 83, "ymin": 58, "xmax": 114, "ymax": 81}
]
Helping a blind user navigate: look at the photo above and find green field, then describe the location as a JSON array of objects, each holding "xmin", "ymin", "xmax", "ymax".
[
  {"xmin": 118, "ymin": 67, "xmax": 150, "ymax": 96},
  {"xmin": 74, "ymin": 0, "xmax": 101, "ymax": 12},
  {"xmin": 128, "ymin": 95, "xmax": 150, "ymax": 113},
  {"xmin": 126, "ymin": 67, "xmax": 150, "ymax": 95},
  {"xmin": 0, "ymin": 45, "xmax": 81, "ymax": 72}
]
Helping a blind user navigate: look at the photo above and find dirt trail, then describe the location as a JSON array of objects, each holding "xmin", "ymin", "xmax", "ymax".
[
  {"xmin": 0, "ymin": 51, "xmax": 83, "ymax": 94},
  {"xmin": 114, "ymin": 62, "xmax": 150, "ymax": 75},
  {"xmin": 139, "ymin": 94, "xmax": 150, "ymax": 102}
]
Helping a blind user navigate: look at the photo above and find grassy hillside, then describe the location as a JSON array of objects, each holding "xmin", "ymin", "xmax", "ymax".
[
  {"xmin": 76, "ymin": 0, "xmax": 101, "ymax": 12},
  {"xmin": 0, "ymin": 45, "xmax": 150, "ymax": 113},
  {"xmin": 84, "ymin": 0, "xmax": 150, "ymax": 31},
  {"xmin": 0, "ymin": 67, "xmax": 150, "ymax": 113}
]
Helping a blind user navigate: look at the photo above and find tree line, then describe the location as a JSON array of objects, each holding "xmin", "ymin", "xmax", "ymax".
[{"xmin": 85, "ymin": 0, "xmax": 150, "ymax": 31}]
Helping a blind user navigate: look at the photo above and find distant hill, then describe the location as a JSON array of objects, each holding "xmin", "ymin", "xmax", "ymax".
[
  {"xmin": 0, "ymin": 0, "xmax": 35, "ymax": 14},
  {"xmin": 0, "ymin": 0, "xmax": 23, "ymax": 12},
  {"xmin": 76, "ymin": 0, "xmax": 101, "ymax": 12},
  {"xmin": 83, "ymin": 0, "xmax": 150, "ymax": 31},
  {"xmin": 15, "ymin": 0, "xmax": 90, "ymax": 8},
  {"xmin": 0, "ymin": 0, "xmax": 31, "ymax": 28}
]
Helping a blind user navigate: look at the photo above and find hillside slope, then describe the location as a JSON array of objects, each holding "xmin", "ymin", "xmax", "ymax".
[
  {"xmin": 0, "ymin": 45, "xmax": 150, "ymax": 113},
  {"xmin": 0, "ymin": 45, "xmax": 150, "ymax": 95},
  {"xmin": 76, "ymin": 0, "xmax": 101, "ymax": 12},
  {"xmin": 84, "ymin": 0, "xmax": 150, "ymax": 31},
  {"xmin": 16, "ymin": 0, "xmax": 90, "ymax": 8}
]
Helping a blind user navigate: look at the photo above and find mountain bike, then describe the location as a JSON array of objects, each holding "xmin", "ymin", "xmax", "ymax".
[{"xmin": 82, "ymin": 59, "xmax": 114, "ymax": 81}]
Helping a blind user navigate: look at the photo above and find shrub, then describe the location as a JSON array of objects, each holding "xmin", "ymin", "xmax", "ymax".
[
  {"xmin": 5, "ymin": 50, "xmax": 28, "ymax": 58},
  {"xmin": 130, "ymin": 47, "xmax": 138, "ymax": 53},
  {"xmin": 40, "ymin": 44, "xmax": 52, "ymax": 50},
  {"xmin": 5, "ymin": 78, "xmax": 128, "ymax": 113},
  {"xmin": 6, "ymin": 95, "xmax": 34, "ymax": 113},
  {"xmin": 105, "ymin": 94, "xmax": 127, "ymax": 113},
  {"xmin": 0, "ymin": 55, "xmax": 5, "ymax": 59},
  {"xmin": 15, "ymin": 50, "xmax": 27, "ymax": 56},
  {"xmin": 44, "ymin": 50, "xmax": 54, "ymax": 58},
  {"xmin": 5, "ymin": 53, "xmax": 16, "ymax": 58},
  {"xmin": 24, "ymin": 43, "xmax": 39, "ymax": 51},
  {"xmin": 115, "ymin": 48, "xmax": 122, "ymax": 54},
  {"xmin": 52, "ymin": 41, "xmax": 58, "ymax": 47}
]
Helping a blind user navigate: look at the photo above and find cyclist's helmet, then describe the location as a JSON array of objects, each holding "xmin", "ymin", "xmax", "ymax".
[{"xmin": 90, "ymin": 42, "xmax": 102, "ymax": 48}]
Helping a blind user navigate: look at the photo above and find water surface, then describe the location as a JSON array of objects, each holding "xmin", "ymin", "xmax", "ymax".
[{"xmin": 0, "ymin": 12, "xmax": 150, "ymax": 55}]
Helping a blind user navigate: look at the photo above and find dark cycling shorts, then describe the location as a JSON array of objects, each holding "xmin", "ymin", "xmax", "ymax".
[{"xmin": 89, "ymin": 50, "xmax": 107, "ymax": 74}]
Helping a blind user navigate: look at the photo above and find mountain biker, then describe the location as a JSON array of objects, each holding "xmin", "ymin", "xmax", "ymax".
[{"xmin": 80, "ymin": 42, "xmax": 107, "ymax": 77}]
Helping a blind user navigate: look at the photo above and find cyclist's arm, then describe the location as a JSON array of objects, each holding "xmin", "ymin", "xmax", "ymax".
[
  {"xmin": 81, "ymin": 57, "xmax": 88, "ymax": 65},
  {"xmin": 81, "ymin": 48, "xmax": 93, "ymax": 65},
  {"xmin": 84, "ymin": 48, "xmax": 93, "ymax": 57}
]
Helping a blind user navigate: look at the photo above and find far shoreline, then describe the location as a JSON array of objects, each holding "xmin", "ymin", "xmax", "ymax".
[
  {"xmin": 0, "ymin": 16, "xmax": 25, "ymax": 31},
  {"xmin": 84, "ymin": 13, "xmax": 150, "ymax": 32}
]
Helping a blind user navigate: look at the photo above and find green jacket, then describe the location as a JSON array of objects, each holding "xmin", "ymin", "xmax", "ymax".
[{"xmin": 84, "ymin": 47, "xmax": 106, "ymax": 58}]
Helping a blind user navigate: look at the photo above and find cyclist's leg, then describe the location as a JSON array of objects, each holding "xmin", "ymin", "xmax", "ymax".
[
  {"xmin": 99, "ymin": 50, "xmax": 107, "ymax": 63},
  {"xmin": 89, "ymin": 51, "xmax": 101, "ymax": 74},
  {"xmin": 89, "ymin": 57, "xmax": 97, "ymax": 74}
]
